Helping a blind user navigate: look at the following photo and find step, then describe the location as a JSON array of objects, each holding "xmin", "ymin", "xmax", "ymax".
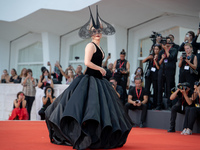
[{"xmin": 128, "ymin": 109, "xmax": 200, "ymax": 133}]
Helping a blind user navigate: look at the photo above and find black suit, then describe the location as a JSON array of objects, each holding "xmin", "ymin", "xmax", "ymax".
[{"xmin": 157, "ymin": 47, "xmax": 178, "ymax": 108}]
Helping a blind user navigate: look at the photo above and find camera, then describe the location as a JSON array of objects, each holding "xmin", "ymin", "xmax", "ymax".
[
  {"xmin": 149, "ymin": 31, "xmax": 162, "ymax": 43},
  {"xmin": 194, "ymin": 81, "xmax": 200, "ymax": 87},
  {"xmin": 160, "ymin": 36, "xmax": 173, "ymax": 45},
  {"xmin": 181, "ymin": 52, "xmax": 191, "ymax": 60},
  {"xmin": 182, "ymin": 52, "xmax": 187, "ymax": 59},
  {"xmin": 116, "ymin": 68, "xmax": 125, "ymax": 74},
  {"xmin": 135, "ymin": 100, "xmax": 140, "ymax": 104},
  {"xmin": 177, "ymin": 82, "xmax": 190, "ymax": 90},
  {"xmin": 110, "ymin": 82, "xmax": 115, "ymax": 87}
]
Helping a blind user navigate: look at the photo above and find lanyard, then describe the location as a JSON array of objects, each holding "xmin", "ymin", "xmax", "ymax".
[
  {"xmin": 181, "ymin": 95, "xmax": 185, "ymax": 106},
  {"xmin": 119, "ymin": 60, "xmax": 125, "ymax": 68},
  {"xmin": 135, "ymin": 87, "xmax": 142, "ymax": 100},
  {"xmin": 181, "ymin": 91, "xmax": 188, "ymax": 106}
]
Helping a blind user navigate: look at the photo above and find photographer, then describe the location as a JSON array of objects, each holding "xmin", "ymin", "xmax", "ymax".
[
  {"xmin": 168, "ymin": 34, "xmax": 179, "ymax": 52},
  {"xmin": 48, "ymin": 61, "xmax": 63, "ymax": 84},
  {"xmin": 109, "ymin": 77, "xmax": 124, "ymax": 104},
  {"xmin": 55, "ymin": 63, "xmax": 75, "ymax": 85},
  {"xmin": 178, "ymin": 43, "xmax": 197, "ymax": 90},
  {"xmin": 113, "ymin": 49, "xmax": 130, "ymax": 101},
  {"xmin": 125, "ymin": 76, "xmax": 148, "ymax": 128},
  {"xmin": 156, "ymin": 37, "xmax": 178, "ymax": 110},
  {"xmin": 21, "ymin": 69, "xmax": 37, "ymax": 120},
  {"xmin": 180, "ymin": 81, "xmax": 200, "ymax": 135},
  {"xmin": 192, "ymin": 27, "xmax": 200, "ymax": 80},
  {"xmin": 142, "ymin": 44, "xmax": 161, "ymax": 109},
  {"xmin": 130, "ymin": 67, "xmax": 143, "ymax": 87},
  {"xmin": 0, "ymin": 69, "xmax": 10, "ymax": 83},
  {"xmin": 38, "ymin": 86, "xmax": 56, "ymax": 120},
  {"xmin": 178, "ymin": 31, "xmax": 196, "ymax": 54},
  {"xmin": 168, "ymin": 82, "xmax": 195, "ymax": 132}
]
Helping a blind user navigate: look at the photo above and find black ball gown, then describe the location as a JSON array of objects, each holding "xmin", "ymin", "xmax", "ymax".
[{"xmin": 45, "ymin": 42, "xmax": 133, "ymax": 149}]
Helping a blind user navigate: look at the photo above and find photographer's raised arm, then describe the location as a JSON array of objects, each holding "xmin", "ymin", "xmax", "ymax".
[
  {"xmin": 159, "ymin": 54, "xmax": 165, "ymax": 65},
  {"xmin": 167, "ymin": 48, "xmax": 177, "ymax": 61},
  {"xmin": 178, "ymin": 56, "xmax": 183, "ymax": 68},
  {"xmin": 182, "ymin": 90, "xmax": 193, "ymax": 105},
  {"xmin": 142, "ymin": 55, "xmax": 153, "ymax": 63},
  {"xmin": 170, "ymin": 89, "xmax": 180, "ymax": 100},
  {"xmin": 112, "ymin": 60, "xmax": 117, "ymax": 73}
]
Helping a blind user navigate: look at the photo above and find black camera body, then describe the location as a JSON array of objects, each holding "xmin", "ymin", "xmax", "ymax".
[
  {"xmin": 117, "ymin": 68, "xmax": 125, "ymax": 74},
  {"xmin": 177, "ymin": 82, "xmax": 190, "ymax": 90},
  {"xmin": 182, "ymin": 52, "xmax": 187, "ymax": 59},
  {"xmin": 182, "ymin": 52, "xmax": 191, "ymax": 60},
  {"xmin": 149, "ymin": 31, "xmax": 162, "ymax": 45}
]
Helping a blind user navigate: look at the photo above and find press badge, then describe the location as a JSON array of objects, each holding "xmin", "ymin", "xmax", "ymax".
[
  {"xmin": 198, "ymin": 50, "xmax": 200, "ymax": 54},
  {"xmin": 151, "ymin": 67, "xmax": 156, "ymax": 72},
  {"xmin": 181, "ymin": 105, "xmax": 184, "ymax": 111},
  {"xmin": 184, "ymin": 66, "xmax": 189, "ymax": 70},
  {"xmin": 164, "ymin": 59, "xmax": 168, "ymax": 63}
]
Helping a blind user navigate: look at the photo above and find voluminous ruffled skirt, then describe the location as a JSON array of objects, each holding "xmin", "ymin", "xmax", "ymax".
[{"xmin": 45, "ymin": 75, "xmax": 133, "ymax": 149}]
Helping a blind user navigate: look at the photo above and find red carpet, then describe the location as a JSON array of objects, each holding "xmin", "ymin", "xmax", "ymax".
[{"xmin": 0, "ymin": 121, "xmax": 199, "ymax": 150}]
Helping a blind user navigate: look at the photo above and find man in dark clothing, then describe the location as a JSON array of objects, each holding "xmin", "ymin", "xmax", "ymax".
[
  {"xmin": 125, "ymin": 77, "xmax": 148, "ymax": 127},
  {"xmin": 168, "ymin": 82, "xmax": 195, "ymax": 132},
  {"xmin": 168, "ymin": 34, "xmax": 179, "ymax": 52},
  {"xmin": 156, "ymin": 37, "xmax": 178, "ymax": 110},
  {"xmin": 109, "ymin": 77, "xmax": 124, "ymax": 104},
  {"xmin": 192, "ymin": 29, "xmax": 200, "ymax": 80}
]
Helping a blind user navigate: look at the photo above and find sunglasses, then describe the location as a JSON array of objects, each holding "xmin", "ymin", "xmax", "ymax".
[{"xmin": 91, "ymin": 29, "xmax": 102, "ymax": 35}]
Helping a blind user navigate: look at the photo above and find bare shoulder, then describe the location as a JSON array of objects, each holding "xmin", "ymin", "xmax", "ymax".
[{"xmin": 85, "ymin": 43, "xmax": 96, "ymax": 52}]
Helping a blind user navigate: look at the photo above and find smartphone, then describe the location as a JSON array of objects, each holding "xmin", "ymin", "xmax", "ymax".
[
  {"xmin": 45, "ymin": 75, "xmax": 48, "ymax": 80},
  {"xmin": 47, "ymin": 61, "xmax": 50, "ymax": 66},
  {"xmin": 48, "ymin": 89, "xmax": 51, "ymax": 93},
  {"xmin": 108, "ymin": 53, "xmax": 111, "ymax": 57}
]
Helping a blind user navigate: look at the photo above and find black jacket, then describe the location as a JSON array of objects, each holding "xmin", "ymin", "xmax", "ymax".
[{"xmin": 158, "ymin": 47, "xmax": 178, "ymax": 71}]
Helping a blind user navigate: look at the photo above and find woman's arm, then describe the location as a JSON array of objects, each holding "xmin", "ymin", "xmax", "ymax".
[
  {"xmin": 22, "ymin": 100, "xmax": 27, "ymax": 108},
  {"xmin": 37, "ymin": 77, "xmax": 43, "ymax": 88},
  {"xmin": 58, "ymin": 66, "xmax": 69, "ymax": 79},
  {"xmin": 170, "ymin": 89, "xmax": 180, "ymax": 100},
  {"xmin": 112, "ymin": 60, "xmax": 117, "ymax": 73},
  {"xmin": 178, "ymin": 56, "xmax": 183, "ymax": 68},
  {"xmin": 42, "ymin": 96, "xmax": 48, "ymax": 105},
  {"xmin": 186, "ymin": 55, "xmax": 197, "ymax": 70},
  {"xmin": 50, "ymin": 79, "xmax": 54, "ymax": 88},
  {"xmin": 84, "ymin": 43, "xmax": 106, "ymax": 76},
  {"xmin": 14, "ymin": 100, "xmax": 20, "ymax": 108},
  {"xmin": 142, "ymin": 55, "xmax": 153, "ymax": 63}
]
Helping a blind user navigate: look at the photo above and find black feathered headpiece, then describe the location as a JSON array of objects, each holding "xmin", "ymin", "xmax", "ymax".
[{"xmin": 79, "ymin": 5, "xmax": 115, "ymax": 39}]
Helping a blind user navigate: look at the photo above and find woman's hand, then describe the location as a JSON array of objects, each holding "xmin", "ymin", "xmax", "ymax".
[
  {"xmin": 99, "ymin": 68, "xmax": 106, "ymax": 76},
  {"xmin": 161, "ymin": 54, "xmax": 165, "ymax": 59}
]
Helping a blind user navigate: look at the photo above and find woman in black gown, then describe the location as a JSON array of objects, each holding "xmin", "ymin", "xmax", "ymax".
[{"xmin": 45, "ymin": 6, "xmax": 132, "ymax": 150}]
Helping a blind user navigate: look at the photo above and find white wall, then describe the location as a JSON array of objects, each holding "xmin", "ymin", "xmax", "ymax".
[
  {"xmin": 10, "ymin": 33, "xmax": 42, "ymax": 70},
  {"xmin": 0, "ymin": 39, "xmax": 9, "ymax": 74},
  {"xmin": 42, "ymin": 32, "xmax": 60, "ymax": 68},
  {"xmin": 107, "ymin": 24, "xmax": 127, "ymax": 64}
]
